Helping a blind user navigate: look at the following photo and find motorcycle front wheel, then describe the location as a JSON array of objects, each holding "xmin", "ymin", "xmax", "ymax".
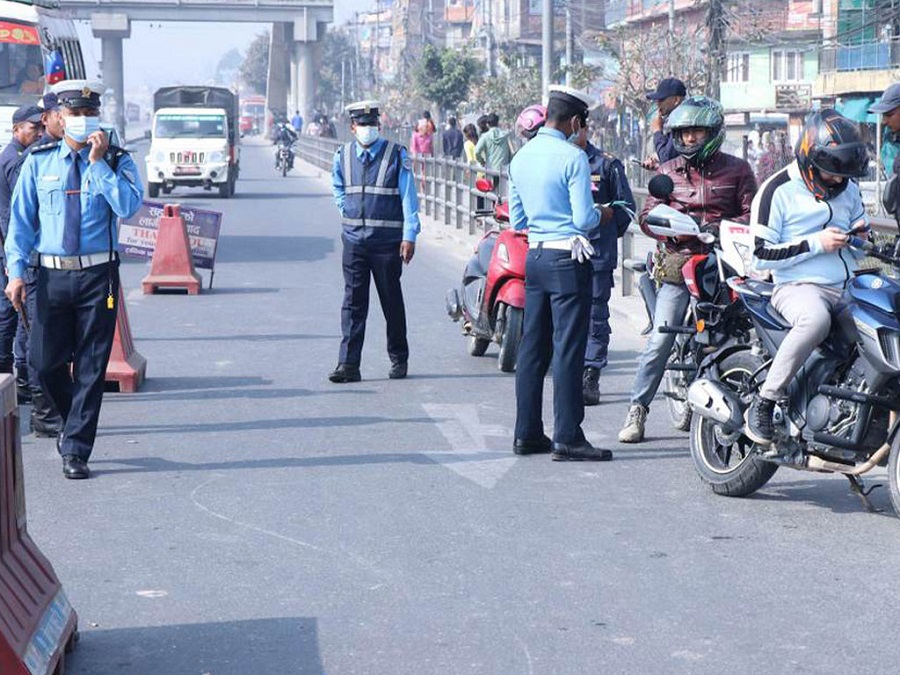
[
  {"xmin": 468, "ymin": 335, "xmax": 490, "ymax": 357},
  {"xmin": 690, "ymin": 350, "xmax": 778, "ymax": 497},
  {"xmin": 884, "ymin": 434, "xmax": 900, "ymax": 518},
  {"xmin": 497, "ymin": 305, "xmax": 523, "ymax": 373}
]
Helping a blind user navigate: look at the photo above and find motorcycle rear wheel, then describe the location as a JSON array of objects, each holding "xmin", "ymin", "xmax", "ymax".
[
  {"xmin": 664, "ymin": 353, "xmax": 693, "ymax": 432},
  {"xmin": 468, "ymin": 335, "xmax": 490, "ymax": 357},
  {"xmin": 690, "ymin": 351, "xmax": 778, "ymax": 496},
  {"xmin": 497, "ymin": 305, "xmax": 523, "ymax": 373},
  {"xmin": 885, "ymin": 434, "xmax": 900, "ymax": 518}
]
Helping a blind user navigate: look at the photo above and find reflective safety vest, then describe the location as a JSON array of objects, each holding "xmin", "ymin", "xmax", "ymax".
[{"xmin": 339, "ymin": 140, "xmax": 404, "ymax": 234}]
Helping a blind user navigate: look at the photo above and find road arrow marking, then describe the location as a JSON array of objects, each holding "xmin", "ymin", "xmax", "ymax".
[{"xmin": 422, "ymin": 403, "xmax": 516, "ymax": 489}]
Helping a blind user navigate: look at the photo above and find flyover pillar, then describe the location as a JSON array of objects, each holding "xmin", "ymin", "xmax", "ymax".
[
  {"xmin": 91, "ymin": 13, "xmax": 130, "ymax": 143},
  {"xmin": 266, "ymin": 22, "xmax": 291, "ymax": 134},
  {"xmin": 292, "ymin": 41, "xmax": 315, "ymax": 124}
]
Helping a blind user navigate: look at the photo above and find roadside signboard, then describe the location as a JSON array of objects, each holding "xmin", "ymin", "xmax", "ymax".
[{"xmin": 119, "ymin": 201, "xmax": 222, "ymax": 285}]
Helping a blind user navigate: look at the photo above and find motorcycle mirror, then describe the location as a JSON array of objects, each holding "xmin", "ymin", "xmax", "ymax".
[{"xmin": 648, "ymin": 174, "xmax": 675, "ymax": 201}]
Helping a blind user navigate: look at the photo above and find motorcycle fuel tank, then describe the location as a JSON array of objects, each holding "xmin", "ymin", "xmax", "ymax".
[{"xmin": 848, "ymin": 273, "xmax": 900, "ymax": 318}]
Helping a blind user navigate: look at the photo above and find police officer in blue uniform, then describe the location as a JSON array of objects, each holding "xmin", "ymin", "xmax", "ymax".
[
  {"xmin": 510, "ymin": 85, "xmax": 613, "ymax": 462},
  {"xmin": 329, "ymin": 100, "xmax": 420, "ymax": 383},
  {"xmin": 12, "ymin": 92, "xmax": 66, "ymax": 436},
  {"xmin": 579, "ymin": 140, "xmax": 635, "ymax": 405},
  {"xmin": 5, "ymin": 80, "xmax": 144, "ymax": 479},
  {"xmin": 0, "ymin": 105, "xmax": 43, "ymax": 383}
]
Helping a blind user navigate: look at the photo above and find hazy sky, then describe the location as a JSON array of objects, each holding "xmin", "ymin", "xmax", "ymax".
[{"xmin": 74, "ymin": 0, "xmax": 373, "ymax": 94}]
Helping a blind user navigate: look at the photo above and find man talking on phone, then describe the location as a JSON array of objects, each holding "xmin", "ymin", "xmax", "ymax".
[{"xmin": 4, "ymin": 79, "xmax": 143, "ymax": 479}]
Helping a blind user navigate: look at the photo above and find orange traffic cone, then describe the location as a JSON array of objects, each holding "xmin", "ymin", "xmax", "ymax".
[
  {"xmin": 141, "ymin": 204, "xmax": 202, "ymax": 295},
  {"xmin": 105, "ymin": 286, "xmax": 147, "ymax": 393}
]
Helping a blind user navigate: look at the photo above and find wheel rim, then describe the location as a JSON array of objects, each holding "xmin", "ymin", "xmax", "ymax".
[{"xmin": 694, "ymin": 365, "xmax": 755, "ymax": 475}]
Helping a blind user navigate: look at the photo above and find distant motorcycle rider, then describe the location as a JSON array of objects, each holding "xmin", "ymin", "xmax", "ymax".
[
  {"xmin": 618, "ymin": 96, "xmax": 757, "ymax": 443},
  {"xmin": 274, "ymin": 123, "xmax": 297, "ymax": 170},
  {"xmin": 745, "ymin": 110, "xmax": 870, "ymax": 448}
]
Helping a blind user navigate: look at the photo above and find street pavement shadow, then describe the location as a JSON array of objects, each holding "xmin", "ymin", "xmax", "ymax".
[
  {"xmin": 137, "ymin": 333, "xmax": 337, "ymax": 343},
  {"xmin": 216, "ymin": 234, "xmax": 334, "ymax": 264},
  {"xmin": 109, "ymin": 387, "xmax": 377, "ymax": 403},
  {"xmin": 67, "ymin": 616, "xmax": 324, "ymax": 675},
  {"xmin": 202, "ymin": 286, "xmax": 282, "ymax": 295},
  {"xmin": 749, "ymin": 477, "xmax": 895, "ymax": 517},
  {"xmin": 98, "ymin": 415, "xmax": 435, "ymax": 437},
  {"xmin": 130, "ymin": 376, "xmax": 274, "ymax": 392}
]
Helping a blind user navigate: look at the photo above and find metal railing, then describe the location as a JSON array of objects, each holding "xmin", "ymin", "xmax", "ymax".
[{"xmin": 296, "ymin": 134, "xmax": 900, "ymax": 296}]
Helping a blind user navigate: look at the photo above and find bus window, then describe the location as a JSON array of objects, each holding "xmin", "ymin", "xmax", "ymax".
[{"xmin": 0, "ymin": 20, "xmax": 43, "ymax": 106}]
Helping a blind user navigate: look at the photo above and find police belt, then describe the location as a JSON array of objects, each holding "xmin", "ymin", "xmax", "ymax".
[
  {"xmin": 38, "ymin": 253, "xmax": 114, "ymax": 271},
  {"xmin": 529, "ymin": 239, "xmax": 573, "ymax": 251}
]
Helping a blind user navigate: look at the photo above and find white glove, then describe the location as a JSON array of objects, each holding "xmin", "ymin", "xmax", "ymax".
[{"xmin": 570, "ymin": 235, "xmax": 595, "ymax": 263}]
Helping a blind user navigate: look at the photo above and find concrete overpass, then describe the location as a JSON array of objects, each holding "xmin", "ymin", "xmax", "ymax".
[{"xmin": 59, "ymin": 0, "xmax": 333, "ymax": 138}]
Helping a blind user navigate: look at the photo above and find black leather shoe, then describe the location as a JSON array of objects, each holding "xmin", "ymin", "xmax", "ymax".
[
  {"xmin": 62, "ymin": 455, "xmax": 90, "ymax": 480},
  {"xmin": 513, "ymin": 435, "xmax": 552, "ymax": 455},
  {"xmin": 551, "ymin": 440, "xmax": 613, "ymax": 462},
  {"xmin": 388, "ymin": 362, "xmax": 408, "ymax": 379},
  {"xmin": 328, "ymin": 364, "xmax": 361, "ymax": 383}
]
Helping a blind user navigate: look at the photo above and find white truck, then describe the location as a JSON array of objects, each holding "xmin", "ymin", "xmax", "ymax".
[{"xmin": 145, "ymin": 86, "xmax": 240, "ymax": 198}]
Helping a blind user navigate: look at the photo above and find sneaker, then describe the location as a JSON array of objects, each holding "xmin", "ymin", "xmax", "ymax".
[
  {"xmin": 618, "ymin": 403, "xmax": 648, "ymax": 443},
  {"xmin": 745, "ymin": 397, "xmax": 775, "ymax": 446},
  {"xmin": 583, "ymin": 367, "xmax": 601, "ymax": 406}
]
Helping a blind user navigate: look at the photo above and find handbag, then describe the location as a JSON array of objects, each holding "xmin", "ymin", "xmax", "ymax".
[{"xmin": 652, "ymin": 249, "xmax": 691, "ymax": 285}]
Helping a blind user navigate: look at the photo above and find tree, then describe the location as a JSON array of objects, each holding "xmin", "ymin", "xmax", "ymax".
[
  {"xmin": 316, "ymin": 30, "xmax": 356, "ymax": 114},
  {"xmin": 468, "ymin": 53, "xmax": 542, "ymax": 126},
  {"xmin": 240, "ymin": 32, "xmax": 270, "ymax": 95},
  {"xmin": 215, "ymin": 48, "xmax": 243, "ymax": 87},
  {"xmin": 413, "ymin": 44, "xmax": 481, "ymax": 117}
]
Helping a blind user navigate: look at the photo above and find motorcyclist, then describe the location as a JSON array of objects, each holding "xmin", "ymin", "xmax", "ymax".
[
  {"xmin": 515, "ymin": 104, "xmax": 547, "ymax": 141},
  {"xmin": 275, "ymin": 123, "xmax": 297, "ymax": 170},
  {"xmin": 618, "ymin": 96, "xmax": 757, "ymax": 443},
  {"xmin": 572, "ymin": 125, "xmax": 636, "ymax": 405},
  {"xmin": 745, "ymin": 110, "xmax": 870, "ymax": 448}
]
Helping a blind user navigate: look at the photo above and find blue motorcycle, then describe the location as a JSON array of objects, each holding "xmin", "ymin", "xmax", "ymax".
[{"xmin": 686, "ymin": 235, "xmax": 900, "ymax": 515}]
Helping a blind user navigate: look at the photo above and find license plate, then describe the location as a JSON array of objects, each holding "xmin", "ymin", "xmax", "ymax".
[{"xmin": 174, "ymin": 165, "xmax": 201, "ymax": 176}]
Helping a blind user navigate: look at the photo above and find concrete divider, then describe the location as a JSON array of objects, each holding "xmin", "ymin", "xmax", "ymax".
[{"xmin": 0, "ymin": 374, "xmax": 79, "ymax": 674}]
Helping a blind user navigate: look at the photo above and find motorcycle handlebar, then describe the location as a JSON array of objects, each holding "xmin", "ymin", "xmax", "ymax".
[{"xmin": 848, "ymin": 236, "xmax": 900, "ymax": 267}]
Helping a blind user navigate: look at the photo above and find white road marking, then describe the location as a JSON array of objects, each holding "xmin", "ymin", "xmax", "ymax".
[{"xmin": 422, "ymin": 403, "xmax": 516, "ymax": 489}]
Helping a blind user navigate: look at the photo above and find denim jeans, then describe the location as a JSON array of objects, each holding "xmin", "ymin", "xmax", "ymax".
[{"xmin": 630, "ymin": 281, "xmax": 690, "ymax": 409}]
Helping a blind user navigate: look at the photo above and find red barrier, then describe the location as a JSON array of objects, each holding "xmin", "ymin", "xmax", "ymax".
[
  {"xmin": 105, "ymin": 286, "xmax": 147, "ymax": 393},
  {"xmin": 0, "ymin": 375, "xmax": 78, "ymax": 674},
  {"xmin": 141, "ymin": 204, "xmax": 202, "ymax": 295}
]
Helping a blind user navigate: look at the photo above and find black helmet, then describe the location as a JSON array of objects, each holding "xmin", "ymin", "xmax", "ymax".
[
  {"xmin": 664, "ymin": 96, "xmax": 725, "ymax": 165},
  {"xmin": 795, "ymin": 109, "xmax": 869, "ymax": 200}
]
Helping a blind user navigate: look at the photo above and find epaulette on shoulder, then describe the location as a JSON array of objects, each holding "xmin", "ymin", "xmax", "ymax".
[{"xmin": 30, "ymin": 140, "xmax": 60, "ymax": 154}]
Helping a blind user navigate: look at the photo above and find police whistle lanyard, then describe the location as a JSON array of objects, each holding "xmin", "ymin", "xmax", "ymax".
[{"xmin": 104, "ymin": 150, "xmax": 118, "ymax": 311}]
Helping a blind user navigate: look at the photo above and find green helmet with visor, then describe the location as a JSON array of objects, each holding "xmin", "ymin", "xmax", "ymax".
[{"xmin": 664, "ymin": 95, "xmax": 725, "ymax": 166}]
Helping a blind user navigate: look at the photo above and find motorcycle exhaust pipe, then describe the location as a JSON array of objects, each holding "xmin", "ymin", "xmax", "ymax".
[{"xmin": 687, "ymin": 378, "xmax": 745, "ymax": 433}]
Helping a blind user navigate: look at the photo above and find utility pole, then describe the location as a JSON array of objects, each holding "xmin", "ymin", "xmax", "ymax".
[
  {"xmin": 565, "ymin": 4, "xmax": 573, "ymax": 87},
  {"xmin": 542, "ymin": 0, "xmax": 553, "ymax": 97},
  {"xmin": 668, "ymin": 0, "xmax": 675, "ymax": 74},
  {"xmin": 487, "ymin": 0, "xmax": 494, "ymax": 77},
  {"xmin": 706, "ymin": 0, "xmax": 725, "ymax": 100},
  {"xmin": 374, "ymin": 0, "xmax": 380, "ymax": 85}
]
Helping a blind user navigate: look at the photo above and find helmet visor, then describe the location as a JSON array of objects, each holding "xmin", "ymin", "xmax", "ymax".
[{"xmin": 808, "ymin": 143, "xmax": 869, "ymax": 178}]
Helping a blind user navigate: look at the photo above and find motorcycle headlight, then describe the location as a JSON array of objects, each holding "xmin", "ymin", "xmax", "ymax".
[
  {"xmin": 207, "ymin": 151, "xmax": 225, "ymax": 163},
  {"xmin": 497, "ymin": 243, "xmax": 509, "ymax": 264}
]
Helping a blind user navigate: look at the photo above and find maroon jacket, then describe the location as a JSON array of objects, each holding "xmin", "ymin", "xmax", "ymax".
[{"xmin": 639, "ymin": 151, "xmax": 757, "ymax": 254}]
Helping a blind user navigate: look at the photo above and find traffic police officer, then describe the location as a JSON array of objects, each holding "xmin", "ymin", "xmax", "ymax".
[
  {"xmin": 0, "ymin": 105, "xmax": 43, "ymax": 382},
  {"xmin": 12, "ymin": 92, "xmax": 66, "ymax": 436},
  {"xmin": 510, "ymin": 85, "xmax": 613, "ymax": 462},
  {"xmin": 578, "ymin": 140, "xmax": 635, "ymax": 405},
  {"xmin": 329, "ymin": 100, "xmax": 420, "ymax": 383},
  {"xmin": 5, "ymin": 79, "xmax": 144, "ymax": 479}
]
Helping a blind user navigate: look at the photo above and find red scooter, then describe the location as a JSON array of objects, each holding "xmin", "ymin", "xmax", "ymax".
[{"xmin": 446, "ymin": 178, "xmax": 528, "ymax": 372}]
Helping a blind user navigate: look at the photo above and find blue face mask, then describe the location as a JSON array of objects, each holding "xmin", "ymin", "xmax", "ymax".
[{"xmin": 64, "ymin": 115, "xmax": 100, "ymax": 143}]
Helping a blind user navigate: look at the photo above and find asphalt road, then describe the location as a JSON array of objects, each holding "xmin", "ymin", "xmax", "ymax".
[{"xmin": 16, "ymin": 138, "xmax": 900, "ymax": 675}]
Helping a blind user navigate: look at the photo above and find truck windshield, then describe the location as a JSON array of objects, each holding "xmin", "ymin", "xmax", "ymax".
[
  {"xmin": 0, "ymin": 21, "xmax": 45, "ymax": 107},
  {"xmin": 155, "ymin": 113, "xmax": 227, "ymax": 139}
]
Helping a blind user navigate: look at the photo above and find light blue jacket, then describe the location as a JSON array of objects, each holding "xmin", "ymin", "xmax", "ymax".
[
  {"xmin": 508, "ymin": 128, "xmax": 600, "ymax": 241},
  {"xmin": 751, "ymin": 162, "xmax": 868, "ymax": 287}
]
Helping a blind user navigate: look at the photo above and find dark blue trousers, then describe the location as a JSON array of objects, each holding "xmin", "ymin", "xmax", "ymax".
[
  {"xmin": 515, "ymin": 247, "xmax": 592, "ymax": 445},
  {"xmin": 30, "ymin": 262, "xmax": 119, "ymax": 460},
  {"xmin": 0, "ymin": 265, "xmax": 17, "ymax": 373},
  {"xmin": 339, "ymin": 236, "xmax": 409, "ymax": 367},
  {"xmin": 584, "ymin": 266, "xmax": 614, "ymax": 370}
]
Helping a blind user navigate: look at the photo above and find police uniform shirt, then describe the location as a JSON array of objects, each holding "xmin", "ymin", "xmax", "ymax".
[
  {"xmin": 0, "ymin": 138, "xmax": 26, "ymax": 239},
  {"xmin": 5, "ymin": 141, "xmax": 144, "ymax": 279},
  {"xmin": 508, "ymin": 127, "xmax": 600, "ymax": 240},
  {"xmin": 331, "ymin": 137, "xmax": 421, "ymax": 242},
  {"xmin": 585, "ymin": 142, "xmax": 636, "ymax": 269}
]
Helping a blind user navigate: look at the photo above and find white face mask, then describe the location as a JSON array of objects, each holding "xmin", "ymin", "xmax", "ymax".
[
  {"xmin": 355, "ymin": 125, "xmax": 379, "ymax": 147},
  {"xmin": 64, "ymin": 115, "xmax": 100, "ymax": 143}
]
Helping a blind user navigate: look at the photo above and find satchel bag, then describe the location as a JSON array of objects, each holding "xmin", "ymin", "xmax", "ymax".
[{"xmin": 652, "ymin": 249, "xmax": 691, "ymax": 285}]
